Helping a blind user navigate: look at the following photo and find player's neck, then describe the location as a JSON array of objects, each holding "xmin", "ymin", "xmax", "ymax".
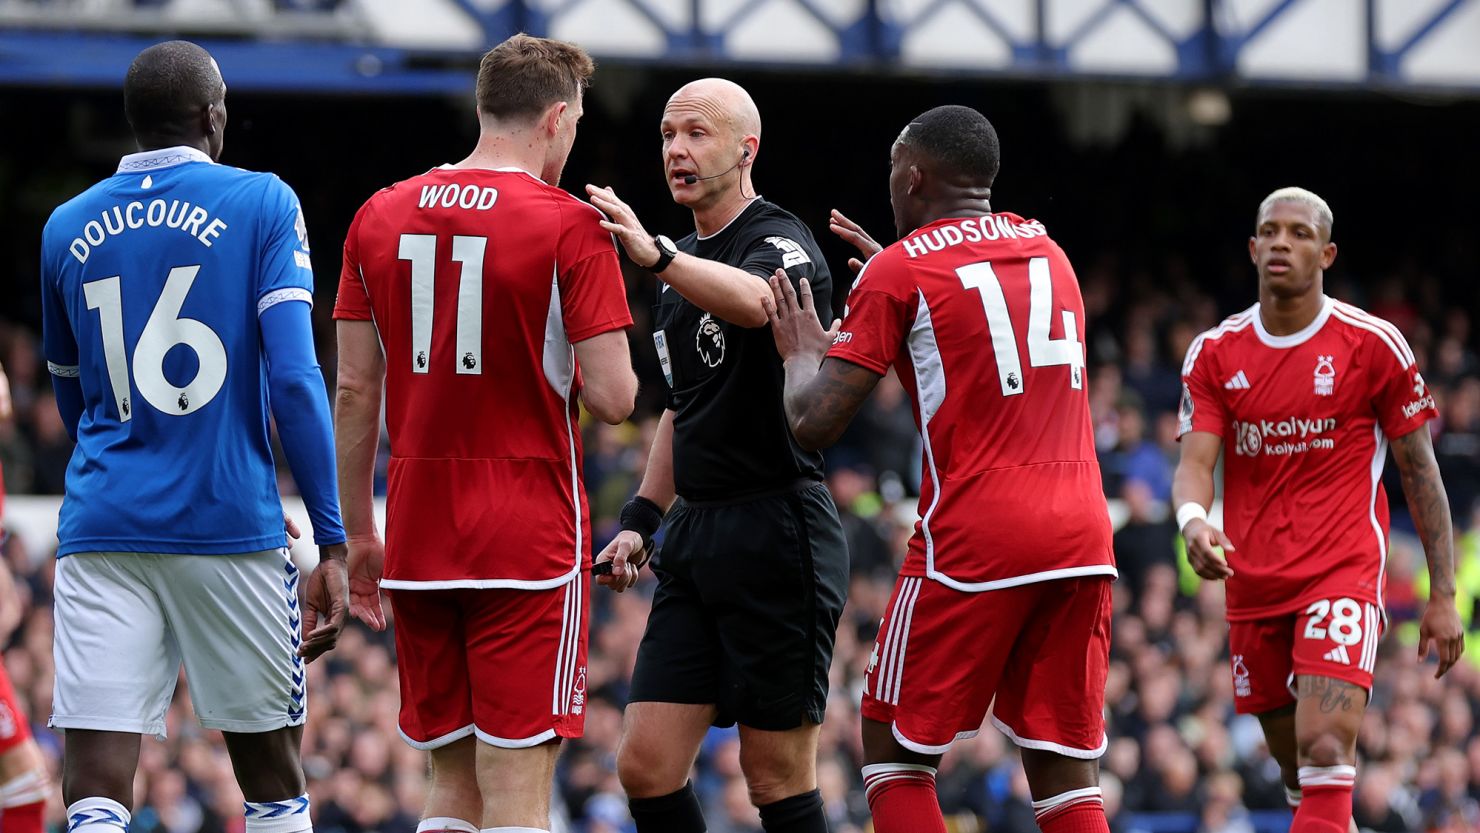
[
  {"xmin": 455, "ymin": 133, "xmax": 547, "ymax": 181},
  {"xmin": 137, "ymin": 136, "xmax": 211, "ymax": 157},
  {"xmin": 692, "ymin": 183, "xmax": 757, "ymax": 237},
  {"xmin": 1258, "ymin": 290, "xmax": 1326, "ymax": 336}
]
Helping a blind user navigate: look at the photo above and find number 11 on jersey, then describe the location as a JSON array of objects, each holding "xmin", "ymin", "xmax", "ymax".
[
  {"xmin": 399, "ymin": 233, "xmax": 486, "ymax": 375},
  {"xmin": 957, "ymin": 256, "xmax": 1083, "ymax": 397}
]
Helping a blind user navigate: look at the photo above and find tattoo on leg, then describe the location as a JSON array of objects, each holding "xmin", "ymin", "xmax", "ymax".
[{"xmin": 1296, "ymin": 676, "xmax": 1361, "ymax": 713}]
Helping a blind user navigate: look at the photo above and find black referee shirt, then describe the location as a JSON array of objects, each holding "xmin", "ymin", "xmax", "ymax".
[{"xmin": 653, "ymin": 198, "xmax": 833, "ymax": 503}]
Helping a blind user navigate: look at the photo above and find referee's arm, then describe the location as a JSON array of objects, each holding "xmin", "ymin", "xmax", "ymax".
[{"xmin": 635, "ymin": 409, "xmax": 678, "ymax": 512}]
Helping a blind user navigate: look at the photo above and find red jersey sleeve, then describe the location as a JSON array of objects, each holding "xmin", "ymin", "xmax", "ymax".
[
  {"xmin": 826, "ymin": 254, "xmax": 914, "ymax": 375},
  {"xmin": 1368, "ymin": 330, "xmax": 1436, "ymax": 439},
  {"xmin": 557, "ymin": 201, "xmax": 632, "ymax": 343},
  {"xmin": 1179, "ymin": 337, "xmax": 1227, "ymax": 438},
  {"xmin": 333, "ymin": 202, "xmax": 373, "ymax": 322}
]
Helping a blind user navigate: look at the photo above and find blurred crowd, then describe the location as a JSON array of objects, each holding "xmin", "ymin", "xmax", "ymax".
[{"xmin": 3, "ymin": 258, "xmax": 1480, "ymax": 833}]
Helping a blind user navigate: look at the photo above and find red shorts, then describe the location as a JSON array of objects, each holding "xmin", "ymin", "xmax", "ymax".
[
  {"xmin": 388, "ymin": 578, "xmax": 588, "ymax": 749},
  {"xmin": 862, "ymin": 575, "xmax": 1111, "ymax": 757},
  {"xmin": 1228, "ymin": 596, "xmax": 1384, "ymax": 715},
  {"xmin": 0, "ymin": 663, "xmax": 32, "ymax": 754}
]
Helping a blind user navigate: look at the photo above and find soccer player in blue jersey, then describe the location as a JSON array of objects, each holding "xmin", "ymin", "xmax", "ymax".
[{"xmin": 38, "ymin": 41, "xmax": 348, "ymax": 833}]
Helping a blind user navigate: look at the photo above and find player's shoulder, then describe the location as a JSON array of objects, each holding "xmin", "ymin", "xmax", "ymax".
[
  {"xmin": 1182, "ymin": 305, "xmax": 1259, "ymax": 374},
  {"xmin": 45, "ymin": 177, "xmax": 114, "ymax": 231},
  {"xmin": 205, "ymin": 163, "xmax": 293, "ymax": 193},
  {"xmin": 740, "ymin": 199, "xmax": 820, "ymax": 247},
  {"xmin": 1325, "ymin": 298, "xmax": 1416, "ymax": 367}
]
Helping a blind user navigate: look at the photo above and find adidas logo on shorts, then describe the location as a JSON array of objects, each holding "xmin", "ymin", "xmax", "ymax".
[{"xmin": 1322, "ymin": 645, "xmax": 1351, "ymax": 665}]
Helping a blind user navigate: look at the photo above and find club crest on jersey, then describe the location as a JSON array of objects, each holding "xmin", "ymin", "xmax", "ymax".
[
  {"xmin": 696, "ymin": 313, "xmax": 725, "ymax": 368},
  {"xmin": 571, "ymin": 667, "xmax": 587, "ymax": 716},
  {"xmin": 1313, "ymin": 355, "xmax": 1336, "ymax": 396},
  {"xmin": 1231, "ymin": 655, "xmax": 1251, "ymax": 697}
]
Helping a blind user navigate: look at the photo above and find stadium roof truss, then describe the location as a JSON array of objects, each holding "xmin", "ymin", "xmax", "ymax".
[{"xmin": 0, "ymin": 0, "xmax": 1477, "ymax": 93}]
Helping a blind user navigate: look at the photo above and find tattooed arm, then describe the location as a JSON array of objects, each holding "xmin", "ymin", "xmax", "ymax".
[
  {"xmin": 763, "ymin": 271, "xmax": 883, "ymax": 451},
  {"xmin": 783, "ymin": 358, "xmax": 884, "ymax": 451},
  {"xmin": 1390, "ymin": 426, "xmax": 1465, "ymax": 677}
]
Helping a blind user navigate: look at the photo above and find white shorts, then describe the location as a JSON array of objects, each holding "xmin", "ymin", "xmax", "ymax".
[{"xmin": 51, "ymin": 549, "xmax": 307, "ymax": 738}]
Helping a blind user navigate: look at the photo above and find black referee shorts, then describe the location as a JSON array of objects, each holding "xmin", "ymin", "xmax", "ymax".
[{"xmin": 629, "ymin": 481, "xmax": 849, "ymax": 730}]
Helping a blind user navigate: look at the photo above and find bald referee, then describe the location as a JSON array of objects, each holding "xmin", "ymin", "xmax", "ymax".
[{"xmin": 586, "ymin": 78, "xmax": 848, "ymax": 833}]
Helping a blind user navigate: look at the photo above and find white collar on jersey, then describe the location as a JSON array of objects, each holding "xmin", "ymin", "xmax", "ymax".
[
  {"xmin": 436, "ymin": 163, "xmax": 542, "ymax": 181},
  {"xmin": 116, "ymin": 145, "xmax": 214, "ymax": 173},
  {"xmin": 1253, "ymin": 294, "xmax": 1334, "ymax": 348}
]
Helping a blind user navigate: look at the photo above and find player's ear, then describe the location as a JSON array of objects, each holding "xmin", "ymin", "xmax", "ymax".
[
  {"xmin": 908, "ymin": 165, "xmax": 923, "ymax": 196},
  {"xmin": 544, "ymin": 100, "xmax": 568, "ymax": 137},
  {"xmin": 1321, "ymin": 240, "xmax": 1338, "ymax": 270},
  {"xmin": 1247, "ymin": 236, "xmax": 1258, "ymax": 264}
]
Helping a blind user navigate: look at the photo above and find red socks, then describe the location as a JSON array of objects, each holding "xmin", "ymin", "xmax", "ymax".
[
  {"xmin": 1291, "ymin": 766, "xmax": 1356, "ymax": 833},
  {"xmin": 1034, "ymin": 787, "xmax": 1109, "ymax": 833},
  {"xmin": 862, "ymin": 764, "xmax": 946, "ymax": 833}
]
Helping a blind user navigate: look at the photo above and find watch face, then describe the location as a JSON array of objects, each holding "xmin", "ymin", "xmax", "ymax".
[{"xmin": 657, "ymin": 235, "xmax": 678, "ymax": 256}]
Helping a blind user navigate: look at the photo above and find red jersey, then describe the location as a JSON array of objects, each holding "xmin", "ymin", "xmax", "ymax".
[
  {"xmin": 334, "ymin": 167, "xmax": 632, "ymax": 589},
  {"xmin": 1179, "ymin": 297, "xmax": 1437, "ymax": 620},
  {"xmin": 828, "ymin": 213, "xmax": 1115, "ymax": 591}
]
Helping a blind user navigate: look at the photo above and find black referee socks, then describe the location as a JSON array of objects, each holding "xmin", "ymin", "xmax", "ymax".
[
  {"xmin": 757, "ymin": 789, "xmax": 827, "ymax": 833},
  {"xmin": 629, "ymin": 781, "xmax": 707, "ymax": 833}
]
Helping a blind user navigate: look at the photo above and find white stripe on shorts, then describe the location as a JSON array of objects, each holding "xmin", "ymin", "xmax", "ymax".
[
  {"xmin": 1361, "ymin": 603, "xmax": 1379, "ymax": 673},
  {"xmin": 551, "ymin": 578, "xmax": 582, "ymax": 716},
  {"xmin": 877, "ymin": 578, "xmax": 922, "ymax": 706}
]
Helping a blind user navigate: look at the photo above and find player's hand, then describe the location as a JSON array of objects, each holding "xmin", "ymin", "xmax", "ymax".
[
  {"xmin": 1418, "ymin": 593, "xmax": 1464, "ymax": 679},
  {"xmin": 283, "ymin": 512, "xmax": 302, "ymax": 541},
  {"xmin": 346, "ymin": 535, "xmax": 387, "ymax": 631},
  {"xmin": 829, "ymin": 209, "xmax": 883, "ymax": 274},
  {"xmin": 595, "ymin": 530, "xmax": 643, "ymax": 593},
  {"xmin": 1182, "ymin": 518, "xmax": 1236, "ymax": 580},
  {"xmin": 763, "ymin": 271, "xmax": 841, "ymax": 364},
  {"xmin": 585, "ymin": 185, "xmax": 660, "ymax": 269},
  {"xmin": 299, "ymin": 542, "xmax": 349, "ymax": 662}
]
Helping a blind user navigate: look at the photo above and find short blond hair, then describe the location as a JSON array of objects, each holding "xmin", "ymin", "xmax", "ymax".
[{"xmin": 1258, "ymin": 187, "xmax": 1333, "ymax": 239}]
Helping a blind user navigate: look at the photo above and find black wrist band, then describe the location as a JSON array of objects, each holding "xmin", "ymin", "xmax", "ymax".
[{"xmin": 620, "ymin": 496, "xmax": 665, "ymax": 548}]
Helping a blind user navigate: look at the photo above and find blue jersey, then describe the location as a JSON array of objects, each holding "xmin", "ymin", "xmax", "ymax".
[{"xmin": 41, "ymin": 146, "xmax": 323, "ymax": 555}]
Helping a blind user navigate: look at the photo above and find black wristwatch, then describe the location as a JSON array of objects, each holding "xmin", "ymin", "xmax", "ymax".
[{"xmin": 648, "ymin": 235, "xmax": 679, "ymax": 273}]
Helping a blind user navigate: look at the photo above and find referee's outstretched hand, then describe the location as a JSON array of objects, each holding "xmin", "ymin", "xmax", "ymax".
[{"xmin": 595, "ymin": 530, "xmax": 643, "ymax": 593}]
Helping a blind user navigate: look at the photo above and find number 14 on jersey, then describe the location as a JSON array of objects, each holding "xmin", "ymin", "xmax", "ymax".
[{"xmin": 958, "ymin": 256, "xmax": 1084, "ymax": 397}]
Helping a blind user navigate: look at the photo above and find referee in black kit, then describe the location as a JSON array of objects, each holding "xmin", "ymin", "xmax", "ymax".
[{"xmin": 586, "ymin": 77, "xmax": 848, "ymax": 833}]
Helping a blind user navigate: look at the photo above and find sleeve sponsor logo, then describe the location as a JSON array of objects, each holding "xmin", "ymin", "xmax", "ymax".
[
  {"xmin": 1403, "ymin": 395, "xmax": 1436, "ymax": 420},
  {"xmin": 295, "ymin": 206, "xmax": 311, "ymax": 252},
  {"xmin": 833, "ymin": 331, "xmax": 853, "ymax": 345},
  {"xmin": 1178, "ymin": 382, "xmax": 1194, "ymax": 435},
  {"xmin": 764, "ymin": 236, "xmax": 811, "ymax": 269}
]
